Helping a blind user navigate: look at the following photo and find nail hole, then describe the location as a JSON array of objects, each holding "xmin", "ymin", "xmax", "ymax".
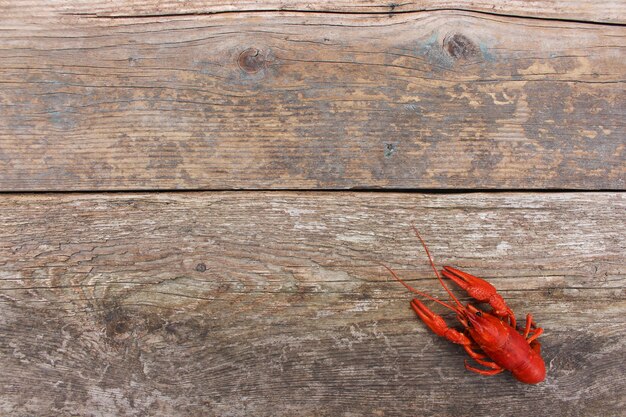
[{"xmin": 384, "ymin": 143, "xmax": 396, "ymax": 158}]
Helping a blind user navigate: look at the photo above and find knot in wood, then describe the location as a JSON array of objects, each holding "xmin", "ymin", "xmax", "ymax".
[
  {"xmin": 104, "ymin": 308, "xmax": 132, "ymax": 339},
  {"xmin": 444, "ymin": 33, "xmax": 480, "ymax": 60},
  {"xmin": 238, "ymin": 48, "xmax": 265, "ymax": 73}
]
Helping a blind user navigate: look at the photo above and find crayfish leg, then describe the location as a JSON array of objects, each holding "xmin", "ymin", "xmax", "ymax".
[
  {"xmin": 523, "ymin": 313, "xmax": 535, "ymax": 338},
  {"xmin": 523, "ymin": 313, "xmax": 544, "ymax": 346},
  {"xmin": 464, "ymin": 361, "xmax": 505, "ymax": 376},
  {"xmin": 463, "ymin": 345, "xmax": 487, "ymax": 361}
]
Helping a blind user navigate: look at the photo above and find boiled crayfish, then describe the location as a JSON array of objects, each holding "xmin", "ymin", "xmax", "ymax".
[{"xmin": 384, "ymin": 226, "xmax": 545, "ymax": 384}]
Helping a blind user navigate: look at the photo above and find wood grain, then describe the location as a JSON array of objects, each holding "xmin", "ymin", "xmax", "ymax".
[
  {"xmin": 1, "ymin": 7, "xmax": 624, "ymax": 191},
  {"xmin": 8, "ymin": 0, "xmax": 626, "ymax": 24},
  {"xmin": 1, "ymin": 192, "xmax": 623, "ymax": 416}
]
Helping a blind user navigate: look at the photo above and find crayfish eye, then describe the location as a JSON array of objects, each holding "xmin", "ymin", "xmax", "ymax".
[{"xmin": 475, "ymin": 311, "xmax": 483, "ymax": 317}]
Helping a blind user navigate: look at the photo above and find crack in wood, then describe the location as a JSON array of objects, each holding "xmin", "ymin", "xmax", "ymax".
[{"xmin": 62, "ymin": 7, "xmax": 626, "ymax": 27}]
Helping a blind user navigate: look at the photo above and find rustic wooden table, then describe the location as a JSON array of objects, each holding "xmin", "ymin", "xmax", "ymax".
[{"xmin": 1, "ymin": 2, "xmax": 624, "ymax": 416}]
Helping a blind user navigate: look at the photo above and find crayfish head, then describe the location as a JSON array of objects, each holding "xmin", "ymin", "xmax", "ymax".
[{"xmin": 465, "ymin": 305, "xmax": 508, "ymax": 348}]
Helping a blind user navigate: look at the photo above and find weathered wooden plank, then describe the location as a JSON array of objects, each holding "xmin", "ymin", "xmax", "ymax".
[
  {"xmin": 8, "ymin": 0, "xmax": 626, "ymax": 24},
  {"xmin": 0, "ymin": 192, "xmax": 623, "ymax": 416},
  {"xmin": 0, "ymin": 10, "xmax": 624, "ymax": 191}
]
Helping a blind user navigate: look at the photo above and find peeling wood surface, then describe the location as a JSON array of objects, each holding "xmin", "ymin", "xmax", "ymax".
[
  {"xmin": 0, "ymin": 192, "xmax": 624, "ymax": 416},
  {"xmin": 1, "ymin": 6, "xmax": 625, "ymax": 190}
]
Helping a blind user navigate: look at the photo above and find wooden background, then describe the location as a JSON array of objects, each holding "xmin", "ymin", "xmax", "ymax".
[{"xmin": 1, "ymin": 1, "xmax": 624, "ymax": 416}]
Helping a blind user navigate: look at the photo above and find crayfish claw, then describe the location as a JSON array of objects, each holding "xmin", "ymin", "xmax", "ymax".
[
  {"xmin": 442, "ymin": 266, "xmax": 517, "ymax": 327},
  {"xmin": 410, "ymin": 299, "xmax": 470, "ymax": 346}
]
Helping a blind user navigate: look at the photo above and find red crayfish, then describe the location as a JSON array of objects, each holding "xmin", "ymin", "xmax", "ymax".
[{"xmin": 384, "ymin": 226, "xmax": 545, "ymax": 384}]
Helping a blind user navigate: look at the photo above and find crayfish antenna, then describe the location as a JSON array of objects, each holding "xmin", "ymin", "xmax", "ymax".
[
  {"xmin": 381, "ymin": 263, "xmax": 459, "ymax": 313},
  {"xmin": 410, "ymin": 224, "xmax": 464, "ymax": 310}
]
